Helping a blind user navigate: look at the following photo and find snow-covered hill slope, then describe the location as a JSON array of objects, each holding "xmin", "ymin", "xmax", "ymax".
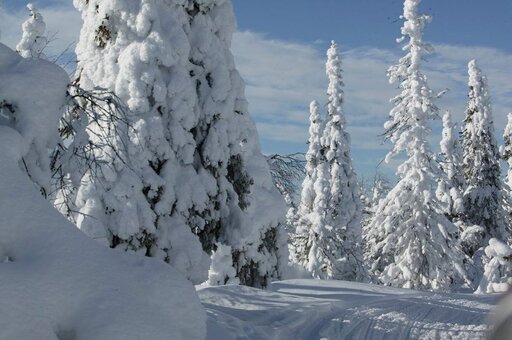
[
  {"xmin": 198, "ymin": 279, "xmax": 498, "ymax": 339},
  {"xmin": 0, "ymin": 43, "xmax": 206, "ymax": 340}
]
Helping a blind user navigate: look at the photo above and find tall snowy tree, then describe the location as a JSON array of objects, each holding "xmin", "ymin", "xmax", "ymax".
[
  {"xmin": 501, "ymin": 113, "xmax": 512, "ymax": 191},
  {"xmin": 63, "ymin": 0, "xmax": 287, "ymax": 287},
  {"xmin": 298, "ymin": 101, "xmax": 323, "ymax": 217},
  {"xmin": 16, "ymin": 3, "xmax": 47, "ymax": 59},
  {"xmin": 436, "ymin": 111, "xmax": 465, "ymax": 220},
  {"xmin": 304, "ymin": 160, "xmax": 334, "ymax": 279},
  {"xmin": 364, "ymin": 0, "xmax": 466, "ymax": 291},
  {"xmin": 291, "ymin": 100, "xmax": 324, "ymax": 266},
  {"xmin": 321, "ymin": 41, "xmax": 365, "ymax": 281},
  {"xmin": 461, "ymin": 60, "xmax": 511, "ymax": 256},
  {"xmin": 293, "ymin": 43, "xmax": 365, "ymax": 281}
]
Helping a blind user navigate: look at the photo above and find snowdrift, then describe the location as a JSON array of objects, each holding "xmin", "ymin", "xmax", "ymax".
[{"xmin": 0, "ymin": 43, "xmax": 206, "ymax": 339}]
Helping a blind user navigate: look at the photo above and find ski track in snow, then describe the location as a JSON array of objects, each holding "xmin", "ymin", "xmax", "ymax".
[{"xmin": 198, "ymin": 279, "xmax": 498, "ymax": 339}]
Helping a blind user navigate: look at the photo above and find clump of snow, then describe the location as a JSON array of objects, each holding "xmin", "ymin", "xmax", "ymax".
[
  {"xmin": 476, "ymin": 238, "xmax": 512, "ymax": 294},
  {"xmin": 0, "ymin": 42, "xmax": 206, "ymax": 339},
  {"xmin": 16, "ymin": 3, "xmax": 47, "ymax": 59},
  {"xmin": 208, "ymin": 243, "xmax": 240, "ymax": 286},
  {"xmin": 486, "ymin": 239, "xmax": 512, "ymax": 258}
]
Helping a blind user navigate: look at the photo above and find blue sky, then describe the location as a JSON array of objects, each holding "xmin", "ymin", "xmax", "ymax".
[
  {"xmin": 233, "ymin": 1, "xmax": 512, "ymax": 51},
  {"xmin": 1, "ymin": 0, "xmax": 511, "ymax": 181}
]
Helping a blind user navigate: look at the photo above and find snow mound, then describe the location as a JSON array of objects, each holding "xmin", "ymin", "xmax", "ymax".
[
  {"xmin": 198, "ymin": 279, "xmax": 496, "ymax": 339},
  {"xmin": 476, "ymin": 238, "xmax": 512, "ymax": 294},
  {"xmin": 486, "ymin": 238, "xmax": 512, "ymax": 258},
  {"xmin": 0, "ymin": 43, "xmax": 205, "ymax": 339}
]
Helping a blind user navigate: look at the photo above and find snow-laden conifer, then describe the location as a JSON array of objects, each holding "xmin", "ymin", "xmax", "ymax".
[
  {"xmin": 436, "ymin": 111, "xmax": 465, "ymax": 220},
  {"xmin": 291, "ymin": 101, "xmax": 324, "ymax": 265},
  {"xmin": 304, "ymin": 160, "xmax": 333, "ymax": 278},
  {"xmin": 461, "ymin": 60, "xmax": 511, "ymax": 256},
  {"xmin": 64, "ymin": 0, "xmax": 286, "ymax": 287},
  {"xmin": 321, "ymin": 41, "xmax": 365, "ymax": 281},
  {"xmin": 364, "ymin": 0, "xmax": 466, "ymax": 291},
  {"xmin": 298, "ymin": 101, "xmax": 323, "ymax": 220},
  {"xmin": 16, "ymin": 4, "xmax": 47, "ymax": 59},
  {"xmin": 501, "ymin": 113, "xmax": 512, "ymax": 191},
  {"xmin": 294, "ymin": 43, "xmax": 365, "ymax": 281}
]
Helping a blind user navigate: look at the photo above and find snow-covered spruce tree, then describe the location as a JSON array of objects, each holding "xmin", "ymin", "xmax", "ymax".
[
  {"xmin": 364, "ymin": 0, "xmax": 466, "ymax": 291},
  {"xmin": 291, "ymin": 101, "xmax": 324, "ymax": 265},
  {"xmin": 298, "ymin": 101, "xmax": 323, "ymax": 218},
  {"xmin": 68, "ymin": 0, "xmax": 286, "ymax": 287},
  {"xmin": 461, "ymin": 60, "xmax": 511, "ymax": 257},
  {"xmin": 16, "ymin": 3, "xmax": 47, "ymax": 59},
  {"xmin": 304, "ymin": 160, "xmax": 334, "ymax": 278},
  {"xmin": 436, "ymin": 111, "xmax": 465, "ymax": 220},
  {"xmin": 501, "ymin": 113, "xmax": 512, "ymax": 191},
  {"xmin": 320, "ymin": 41, "xmax": 365, "ymax": 281},
  {"xmin": 293, "ymin": 43, "xmax": 365, "ymax": 281}
]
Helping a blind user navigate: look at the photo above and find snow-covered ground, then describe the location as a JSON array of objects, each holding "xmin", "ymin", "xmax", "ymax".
[{"xmin": 198, "ymin": 279, "xmax": 498, "ymax": 339}]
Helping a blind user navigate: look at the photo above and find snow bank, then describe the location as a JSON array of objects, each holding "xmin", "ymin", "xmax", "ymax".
[{"xmin": 0, "ymin": 43, "xmax": 205, "ymax": 339}]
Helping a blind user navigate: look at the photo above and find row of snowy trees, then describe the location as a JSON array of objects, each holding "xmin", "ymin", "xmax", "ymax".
[
  {"xmin": 13, "ymin": 0, "xmax": 511, "ymax": 293},
  {"xmin": 289, "ymin": 0, "xmax": 512, "ymax": 292},
  {"xmin": 15, "ymin": 1, "xmax": 288, "ymax": 289}
]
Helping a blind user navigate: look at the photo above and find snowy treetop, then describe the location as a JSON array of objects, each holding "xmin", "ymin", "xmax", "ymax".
[{"xmin": 16, "ymin": 3, "xmax": 48, "ymax": 59}]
